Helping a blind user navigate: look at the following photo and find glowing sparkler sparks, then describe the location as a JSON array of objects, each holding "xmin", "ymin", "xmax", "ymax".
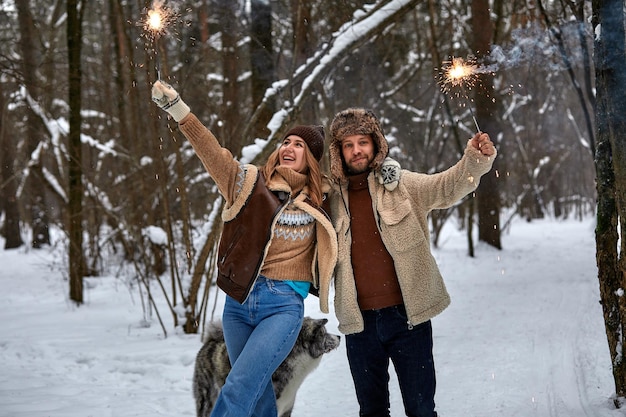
[
  {"xmin": 147, "ymin": 9, "xmax": 164, "ymax": 33},
  {"xmin": 141, "ymin": 1, "xmax": 178, "ymax": 80},
  {"xmin": 142, "ymin": 1, "xmax": 175, "ymax": 41},
  {"xmin": 441, "ymin": 57, "xmax": 479, "ymax": 91},
  {"xmin": 439, "ymin": 57, "xmax": 481, "ymax": 132}
]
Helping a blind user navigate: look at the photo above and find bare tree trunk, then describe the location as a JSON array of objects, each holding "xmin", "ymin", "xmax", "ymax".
[
  {"xmin": 593, "ymin": 0, "xmax": 626, "ymax": 403},
  {"xmin": 0, "ymin": 84, "xmax": 24, "ymax": 249},
  {"xmin": 290, "ymin": 1, "xmax": 316, "ymax": 123},
  {"xmin": 217, "ymin": 0, "xmax": 242, "ymax": 151},
  {"xmin": 471, "ymin": 0, "xmax": 502, "ymax": 249},
  {"xmin": 250, "ymin": 0, "xmax": 275, "ymax": 139},
  {"xmin": 466, "ymin": 200, "xmax": 475, "ymax": 257},
  {"xmin": 15, "ymin": 0, "xmax": 50, "ymax": 248},
  {"xmin": 67, "ymin": 0, "xmax": 85, "ymax": 304}
]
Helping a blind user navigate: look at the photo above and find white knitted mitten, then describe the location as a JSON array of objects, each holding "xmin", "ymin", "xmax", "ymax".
[
  {"xmin": 151, "ymin": 80, "xmax": 190, "ymax": 122},
  {"xmin": 375, "ymin": 157, "xmax": 401, "ymax": 191}
]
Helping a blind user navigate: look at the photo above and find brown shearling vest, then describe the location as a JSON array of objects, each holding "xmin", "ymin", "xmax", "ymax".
[{"xmin": 216, "ymin": 171, "xmax": 286, "ymax": 303}]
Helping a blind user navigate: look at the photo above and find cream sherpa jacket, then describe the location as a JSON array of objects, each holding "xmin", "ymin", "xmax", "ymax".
[{"xmin": 329, "ymin": 141, "xmax": 496, "ymax": 335}]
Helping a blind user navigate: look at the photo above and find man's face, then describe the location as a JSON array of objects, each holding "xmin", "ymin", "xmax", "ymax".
[{"xmin": 341, "ymin": 134, "xmax": 375, "ymax": 174}]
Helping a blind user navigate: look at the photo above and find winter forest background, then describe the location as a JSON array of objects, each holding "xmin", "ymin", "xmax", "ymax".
[{"xmin": 2, "ymin": 0, "xmax": 626, "ymax": 410}]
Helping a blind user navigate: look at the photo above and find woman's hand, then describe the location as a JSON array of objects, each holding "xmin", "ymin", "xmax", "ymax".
[{"xmin": 151, "ymin": 80, "xmax": 190, "ymax": 122}]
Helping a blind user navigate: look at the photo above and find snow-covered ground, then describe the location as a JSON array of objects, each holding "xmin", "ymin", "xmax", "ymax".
[{"xmin": 1, "ymin": 216, "xmax": 624, "ymax": 417}]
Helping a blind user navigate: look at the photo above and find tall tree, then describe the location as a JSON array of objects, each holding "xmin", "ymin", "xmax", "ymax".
[
  {"xmin": 290, "ymin": 1, "xmax": 316, "ymax": 123},
  {"xmin": 15, "ymin": 0, "xmax": 50, "ymax": 248},
  {"xmin": 0, "ymin": 84, "xmax": 23, "ymax": 249},
  {"xmin": 593, "ymin": 0, "xmax": 626, "ymax": 404},
  {"xmin": 67, "ymin": 0, "xmax": 85, "ymax": 304},
  {"xmin": 250, "ymin": 0, "xmax": 275, "ymax": 139},
  {"xmin": 217, "ymin": 0, "xmax": 242, "ymax": 151},
  {"xmin": 471, "ymin": 0, "xmax": 502, "ymax": 249}
]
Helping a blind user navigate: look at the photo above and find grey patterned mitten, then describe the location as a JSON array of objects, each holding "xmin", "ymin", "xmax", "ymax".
[{"xmin": 376, "ymin": 157, "xmax": 401, "ymax": 191}]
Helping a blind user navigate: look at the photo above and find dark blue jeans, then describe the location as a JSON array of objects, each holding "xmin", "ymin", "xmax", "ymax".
[{"xmin": 346, "ymin": 305, "xmax": 437, "ymax": 417}]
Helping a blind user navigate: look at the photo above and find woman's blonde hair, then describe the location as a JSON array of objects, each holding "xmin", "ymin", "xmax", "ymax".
[{"xmin": 262, "ymin": 146, "xmax": 324, "ymax": 207}]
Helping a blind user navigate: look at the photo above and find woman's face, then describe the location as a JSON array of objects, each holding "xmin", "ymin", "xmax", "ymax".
[{"xmin": 279, "ymin": 135, "xmax": 308, "ymax": 173}]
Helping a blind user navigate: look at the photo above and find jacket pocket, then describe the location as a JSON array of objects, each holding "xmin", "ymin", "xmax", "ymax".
[
  {"xmin": 378, "ymin": 199, "xmax": 423, "ymax": 252},
  {"xmin": 378, "ymin": 198, "xmax": 411, "ymax": 225}
]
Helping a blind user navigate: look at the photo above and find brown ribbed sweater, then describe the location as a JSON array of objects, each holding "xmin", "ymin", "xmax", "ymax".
[{"xmin": 348, "ymin": 172, "xmax": 403, "ymax": 310}]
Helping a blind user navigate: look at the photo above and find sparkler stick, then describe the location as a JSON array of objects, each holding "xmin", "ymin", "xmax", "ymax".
[
  {"xmin": 439, "ymin": 57, "xmax": 481, "ymax": 133},
  {"xmin": 464, "ymin": 91, "xmax": 481, "ymax": 133},
  {"xmin": 142, "ymin": 0, "xmax": 175, "ymax": 80}
]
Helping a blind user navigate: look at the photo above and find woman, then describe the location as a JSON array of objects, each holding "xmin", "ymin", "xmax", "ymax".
[{"xmin": 151, "ymin": 80, "xmax": 337, "ymax": 417}]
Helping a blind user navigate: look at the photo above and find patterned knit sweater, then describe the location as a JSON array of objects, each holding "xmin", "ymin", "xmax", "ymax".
[{"xmin": 261, "ymin": 166, "xmax": 316, "ymax": 282}]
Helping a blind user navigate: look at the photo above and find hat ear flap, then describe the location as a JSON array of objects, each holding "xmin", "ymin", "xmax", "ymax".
[
  {"xmin": 369, "ymin": 131, "xmax": 389, "ymax": 171},
  {"xmin": 329, "ymin": 141, "xmax": 346, "ymax": 183}
]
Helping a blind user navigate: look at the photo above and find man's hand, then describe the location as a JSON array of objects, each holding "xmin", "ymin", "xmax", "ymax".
[
  {"xmin": 376, "ymin": 157, "xmax": 401, "ymax": 191},
  {"xmin": 470, "ymin": 132, "xmax": 496, "ymax": 157}
]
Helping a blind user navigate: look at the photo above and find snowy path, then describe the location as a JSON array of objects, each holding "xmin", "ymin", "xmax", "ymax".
[
  {"xmin": 432, "ymin": 220, "xmax": 617, "ymax": 417},
  {"xmin": 0, "ymin": 218, "xmax": 624, "ymax": 417}
]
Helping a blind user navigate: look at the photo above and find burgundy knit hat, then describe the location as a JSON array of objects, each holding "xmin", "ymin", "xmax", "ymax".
[{"xmin": 284, "ymin": 125, "xmax": 325, "ymax": 162}]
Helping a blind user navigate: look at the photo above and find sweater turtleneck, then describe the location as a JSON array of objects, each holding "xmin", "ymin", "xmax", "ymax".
[
  {"xmin": 347, "ymin": 171, "xmax": 403, "ymax": 310},
  {"xmin": 273, "ymin": 165, "xmax": 307, "ymax": 196},
  {"xmin": 261, "ymin": 165, "xmax": 316, "ymax": 283},
  {"xmin": 348, "ymin": 171, "xmax": 369, "ymax": 190}
]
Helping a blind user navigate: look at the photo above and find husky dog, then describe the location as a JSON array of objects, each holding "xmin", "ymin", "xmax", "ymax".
[{"xmin": 193, "ymin": 316, "xmax": 341, "ymax": 417}]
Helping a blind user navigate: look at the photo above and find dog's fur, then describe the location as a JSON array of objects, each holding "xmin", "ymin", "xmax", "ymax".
[{"xmin": 193, "ymin": 317, "xmax": 341, "ymax": 417}]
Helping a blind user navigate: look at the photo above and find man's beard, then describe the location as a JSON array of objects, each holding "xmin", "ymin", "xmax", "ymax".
[
  {"xmin": 346, "ymin": 162, "xmax": 370, "ymax": 175},
  {"xmin": 344, "ymin": 158, "xmax": 374, "ymax": 175}
]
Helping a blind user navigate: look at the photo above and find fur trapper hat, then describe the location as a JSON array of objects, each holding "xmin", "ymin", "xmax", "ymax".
[
  {"xmin": 329, "ymin": 108, "xmax": 389, "ymax": 183},
  {"xmin": 284, "ymin": 125, "xmax": 325, "ymax": 162}
]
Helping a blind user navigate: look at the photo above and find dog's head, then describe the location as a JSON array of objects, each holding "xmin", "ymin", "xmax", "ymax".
[{"xmin": 299, "ymin": 317, "xmax": 341, "ymax": 358}]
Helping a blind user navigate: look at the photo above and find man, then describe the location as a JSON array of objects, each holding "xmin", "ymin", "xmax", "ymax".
[{"xmin": 327, "ymin": 108, "xmax": 497, "ymax": 417}]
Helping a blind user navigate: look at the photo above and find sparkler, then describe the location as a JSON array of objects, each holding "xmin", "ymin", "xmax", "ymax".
[
  {"xmin": 142, "ymin": 0, "xmax": 176, "ymax": 80},
  {"xmin": 439, "ymin": 57, "xmax": 481, "ymax": 133}
]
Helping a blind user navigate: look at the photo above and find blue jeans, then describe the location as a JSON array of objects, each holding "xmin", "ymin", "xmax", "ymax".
[
  {"xmin": 346, "ymin": 305, "xmax": 437, "ymax": 417},
  {"xmin": 210, "ymin": 275, "xmax": 304, "ymax": 417}
]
